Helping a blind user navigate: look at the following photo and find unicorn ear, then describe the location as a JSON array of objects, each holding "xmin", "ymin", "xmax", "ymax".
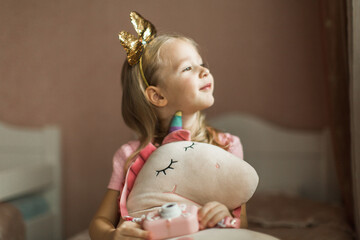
[{"xmin": 169, "ymin": 111, "xmax": 182, "ymax": 133}]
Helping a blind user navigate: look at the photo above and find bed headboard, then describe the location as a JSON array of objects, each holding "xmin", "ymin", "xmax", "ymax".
[
  {"xmin": 209, "ymin": 113, "xmax": 339, "ymax": 202},
  {"xmin": 0, "ymin": 121, "xmax": 62, "ymax": 240}
]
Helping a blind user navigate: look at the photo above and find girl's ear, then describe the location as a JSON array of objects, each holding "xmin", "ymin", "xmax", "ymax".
[{"xmin": 145, "ymin": 86, "xmax": 168, "ymax": 107}]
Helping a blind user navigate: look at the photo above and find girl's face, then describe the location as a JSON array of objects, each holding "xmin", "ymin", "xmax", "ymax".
[{"xmin": 156, "ymin": 39, "xmax": 214, "ymax": 115}]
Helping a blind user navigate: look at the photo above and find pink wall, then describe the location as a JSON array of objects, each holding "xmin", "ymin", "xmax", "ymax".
[{"xmin": 0, "ymin": 0, "xmax": 326, "ymax": 237}]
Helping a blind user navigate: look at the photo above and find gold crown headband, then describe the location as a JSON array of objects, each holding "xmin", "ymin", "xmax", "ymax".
[{"xmin": 119, "ymin": 12, "xmax": 157, "ymax": 87}]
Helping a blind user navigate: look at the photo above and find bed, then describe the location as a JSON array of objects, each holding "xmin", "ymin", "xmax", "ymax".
[
  {"xmin": 209, "ymin": 113, "xmax": 354, "ymax": 240},
  {"xmin": 0, "ymin": 121, "xmax": 62, "ymax": 240}
]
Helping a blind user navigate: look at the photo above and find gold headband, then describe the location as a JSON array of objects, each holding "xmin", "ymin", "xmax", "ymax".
[{"xmin": 119, "ymin": 11, "xmax": 157, "ymax": 87}]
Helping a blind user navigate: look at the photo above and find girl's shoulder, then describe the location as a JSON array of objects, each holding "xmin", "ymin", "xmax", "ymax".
[
  {"xmin": 217, "ymin": 132, "xmax": 241, "ymax": 147},
  {"xmin": 217, "ymin": 132, "xmax": 243, "ymax": 159},
  {"xmin": 113, "ymin": 140, "xmax": 141, "ymax": 162},
  {"xmin": 108, "ymin": 140, "xmax": 141, "ymax": 191}
]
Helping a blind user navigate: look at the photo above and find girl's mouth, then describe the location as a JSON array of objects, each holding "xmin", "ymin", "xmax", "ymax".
[{"xmin": 200, "ymin": 83, "xmax": 212, "ymax": 91}]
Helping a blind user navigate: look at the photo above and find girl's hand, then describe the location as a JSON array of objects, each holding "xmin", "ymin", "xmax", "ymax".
[
  {"xmin": 107, "ymin": 221, "xmax": 151, "ymax": 240},
  {"xmin": 197, "ymin": 201, "xmax": 232, "ymax": 230}
]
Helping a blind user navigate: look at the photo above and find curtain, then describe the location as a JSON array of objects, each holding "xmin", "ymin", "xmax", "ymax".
[
  {"xmin": 320, "ymin": 0, "xmax": 354, "ymax": 229},
  {"xmin": 349, "ymin": 0, "xmax": 360, "ymax": 238}
]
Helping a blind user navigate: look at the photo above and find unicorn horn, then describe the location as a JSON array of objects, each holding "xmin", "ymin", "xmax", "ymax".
[{"xmin": 169, "ymin": 111, "xmax": 182, "ymax": 133}]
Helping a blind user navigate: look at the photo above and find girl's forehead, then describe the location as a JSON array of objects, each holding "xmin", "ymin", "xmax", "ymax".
[{"xmin": 159, "ymin": 39, "xmax": 201, "ymax": 65}]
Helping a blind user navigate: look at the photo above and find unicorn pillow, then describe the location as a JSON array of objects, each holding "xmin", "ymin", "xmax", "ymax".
[{"xmin": 120, "ymin": 112, "xmax": 259, "ymax": 218}]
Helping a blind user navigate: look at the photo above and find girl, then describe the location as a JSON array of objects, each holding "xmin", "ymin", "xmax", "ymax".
[{"xmin": 89, "ymin": 12, "xmax": 247, "ymax": 240}]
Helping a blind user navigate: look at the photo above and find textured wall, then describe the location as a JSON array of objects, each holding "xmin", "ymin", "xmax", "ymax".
[{"xmin": 0, "ymin": 0, "xmax": 326, "ymax": 237}]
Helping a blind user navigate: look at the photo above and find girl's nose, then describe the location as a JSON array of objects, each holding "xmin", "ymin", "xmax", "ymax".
[{"xmin": 200, "ymin": 66, "xmax": 210, "ymax": 78}]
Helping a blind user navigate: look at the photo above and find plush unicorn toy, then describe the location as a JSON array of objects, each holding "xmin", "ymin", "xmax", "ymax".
[{"xmin": 119, "ymin": 112, "xmax": 259, "ymax": 220}]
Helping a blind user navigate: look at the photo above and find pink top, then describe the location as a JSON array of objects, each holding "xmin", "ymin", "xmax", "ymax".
[{"xmin": 108, "ymin": 133, "xmax": 243, "ymax": 191}]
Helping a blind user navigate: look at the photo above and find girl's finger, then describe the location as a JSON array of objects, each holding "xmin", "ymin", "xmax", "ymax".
[
  {"xmin": 118, "ymin": 222, "xmax": 151, "ymax": 239},
  {"xmin": 198, "ymin": 203, "xmax": 230, "ymax": 229},
  {"xmin": 198, "ymin": 201, "xmax": 218, "ymax": 220},
  {"xmin": 122, "ymin": 229, "xmax": 150, "ymax": 239},
  {"xmin": 200, "ymin": 205, "xmax": 223, "ymax": 228},
  {"xmin": 206, "ymin": 209, "xmax": 229, "ymax": 228}
]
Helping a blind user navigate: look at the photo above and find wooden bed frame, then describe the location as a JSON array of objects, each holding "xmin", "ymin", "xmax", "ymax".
[{"xmin": 0, "ymin": 121, "xmax": 62, "ymax": 240}]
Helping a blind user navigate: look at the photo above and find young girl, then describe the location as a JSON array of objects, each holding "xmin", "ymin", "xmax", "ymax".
[{"xmin": 89, "ymin": 12, "xmax": 247, "ymax": 240}]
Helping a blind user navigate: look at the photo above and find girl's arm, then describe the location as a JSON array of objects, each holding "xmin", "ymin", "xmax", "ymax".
[
  {"xmin": 89, "ymin": 189, "xmax": 120, "ymax": 239},
  {"xmin": 89, "ymin": 189, "xmax": 150, "ymax": 240}
]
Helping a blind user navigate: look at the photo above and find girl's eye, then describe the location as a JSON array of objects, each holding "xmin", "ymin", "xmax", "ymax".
[
  {"xmin": 184, "ymin": 142, "xmax": 195, "ymax": 151},
  {"xmin": 182, "ymin": 66, "xmax": 192, "ymax": 72},
  {"xmin": 156, "ymin": 159, "xmax": 178, "ymax": 176}
]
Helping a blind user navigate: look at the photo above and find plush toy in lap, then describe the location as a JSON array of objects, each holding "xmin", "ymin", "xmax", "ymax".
[{"xmin": 119, "ymin": 111, "xmax": 259, "ymax": 239}]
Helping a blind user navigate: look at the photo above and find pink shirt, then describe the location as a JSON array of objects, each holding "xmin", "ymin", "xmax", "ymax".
[{"xmin": 108, "ymin": 133, "xmax": 243, "ymax": 191}]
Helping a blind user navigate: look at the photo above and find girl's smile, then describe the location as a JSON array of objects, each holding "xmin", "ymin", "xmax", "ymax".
[{"xmin": 200, "ymin": 83, "xmax": 212, "ymax": 91}]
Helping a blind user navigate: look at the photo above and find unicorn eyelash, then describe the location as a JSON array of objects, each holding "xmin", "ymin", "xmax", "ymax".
[
  {"xmin": 184, "ymin": 142, "xmax": 195, "ymax": 151},
  {"xmin": 156, "ymin": 159, "xmax": 178, "ymax": 176}
]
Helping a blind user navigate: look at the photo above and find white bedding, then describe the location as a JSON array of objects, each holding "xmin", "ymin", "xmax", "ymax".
[
  {"xmin": 68, "ymin": 228, "xmax": 279, "ymax": 240},
  {"xmin": 169, "ymin": 228, "xmax": 279, "ymax": 240}
]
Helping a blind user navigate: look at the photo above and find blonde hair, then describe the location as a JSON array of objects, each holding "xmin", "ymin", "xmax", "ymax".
[{"xmin": 121, "ymin": 34, "xmax": 228, "ymax": 170}]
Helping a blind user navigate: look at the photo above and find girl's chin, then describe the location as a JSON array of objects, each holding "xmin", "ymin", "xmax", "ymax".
[
  {"xmin": 206, "ymin": 98, "xmax": 215, "ymax": 108},
  {"xmin": 199, "ymin": 100, "xmax": 215, "ymax": 111}
]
